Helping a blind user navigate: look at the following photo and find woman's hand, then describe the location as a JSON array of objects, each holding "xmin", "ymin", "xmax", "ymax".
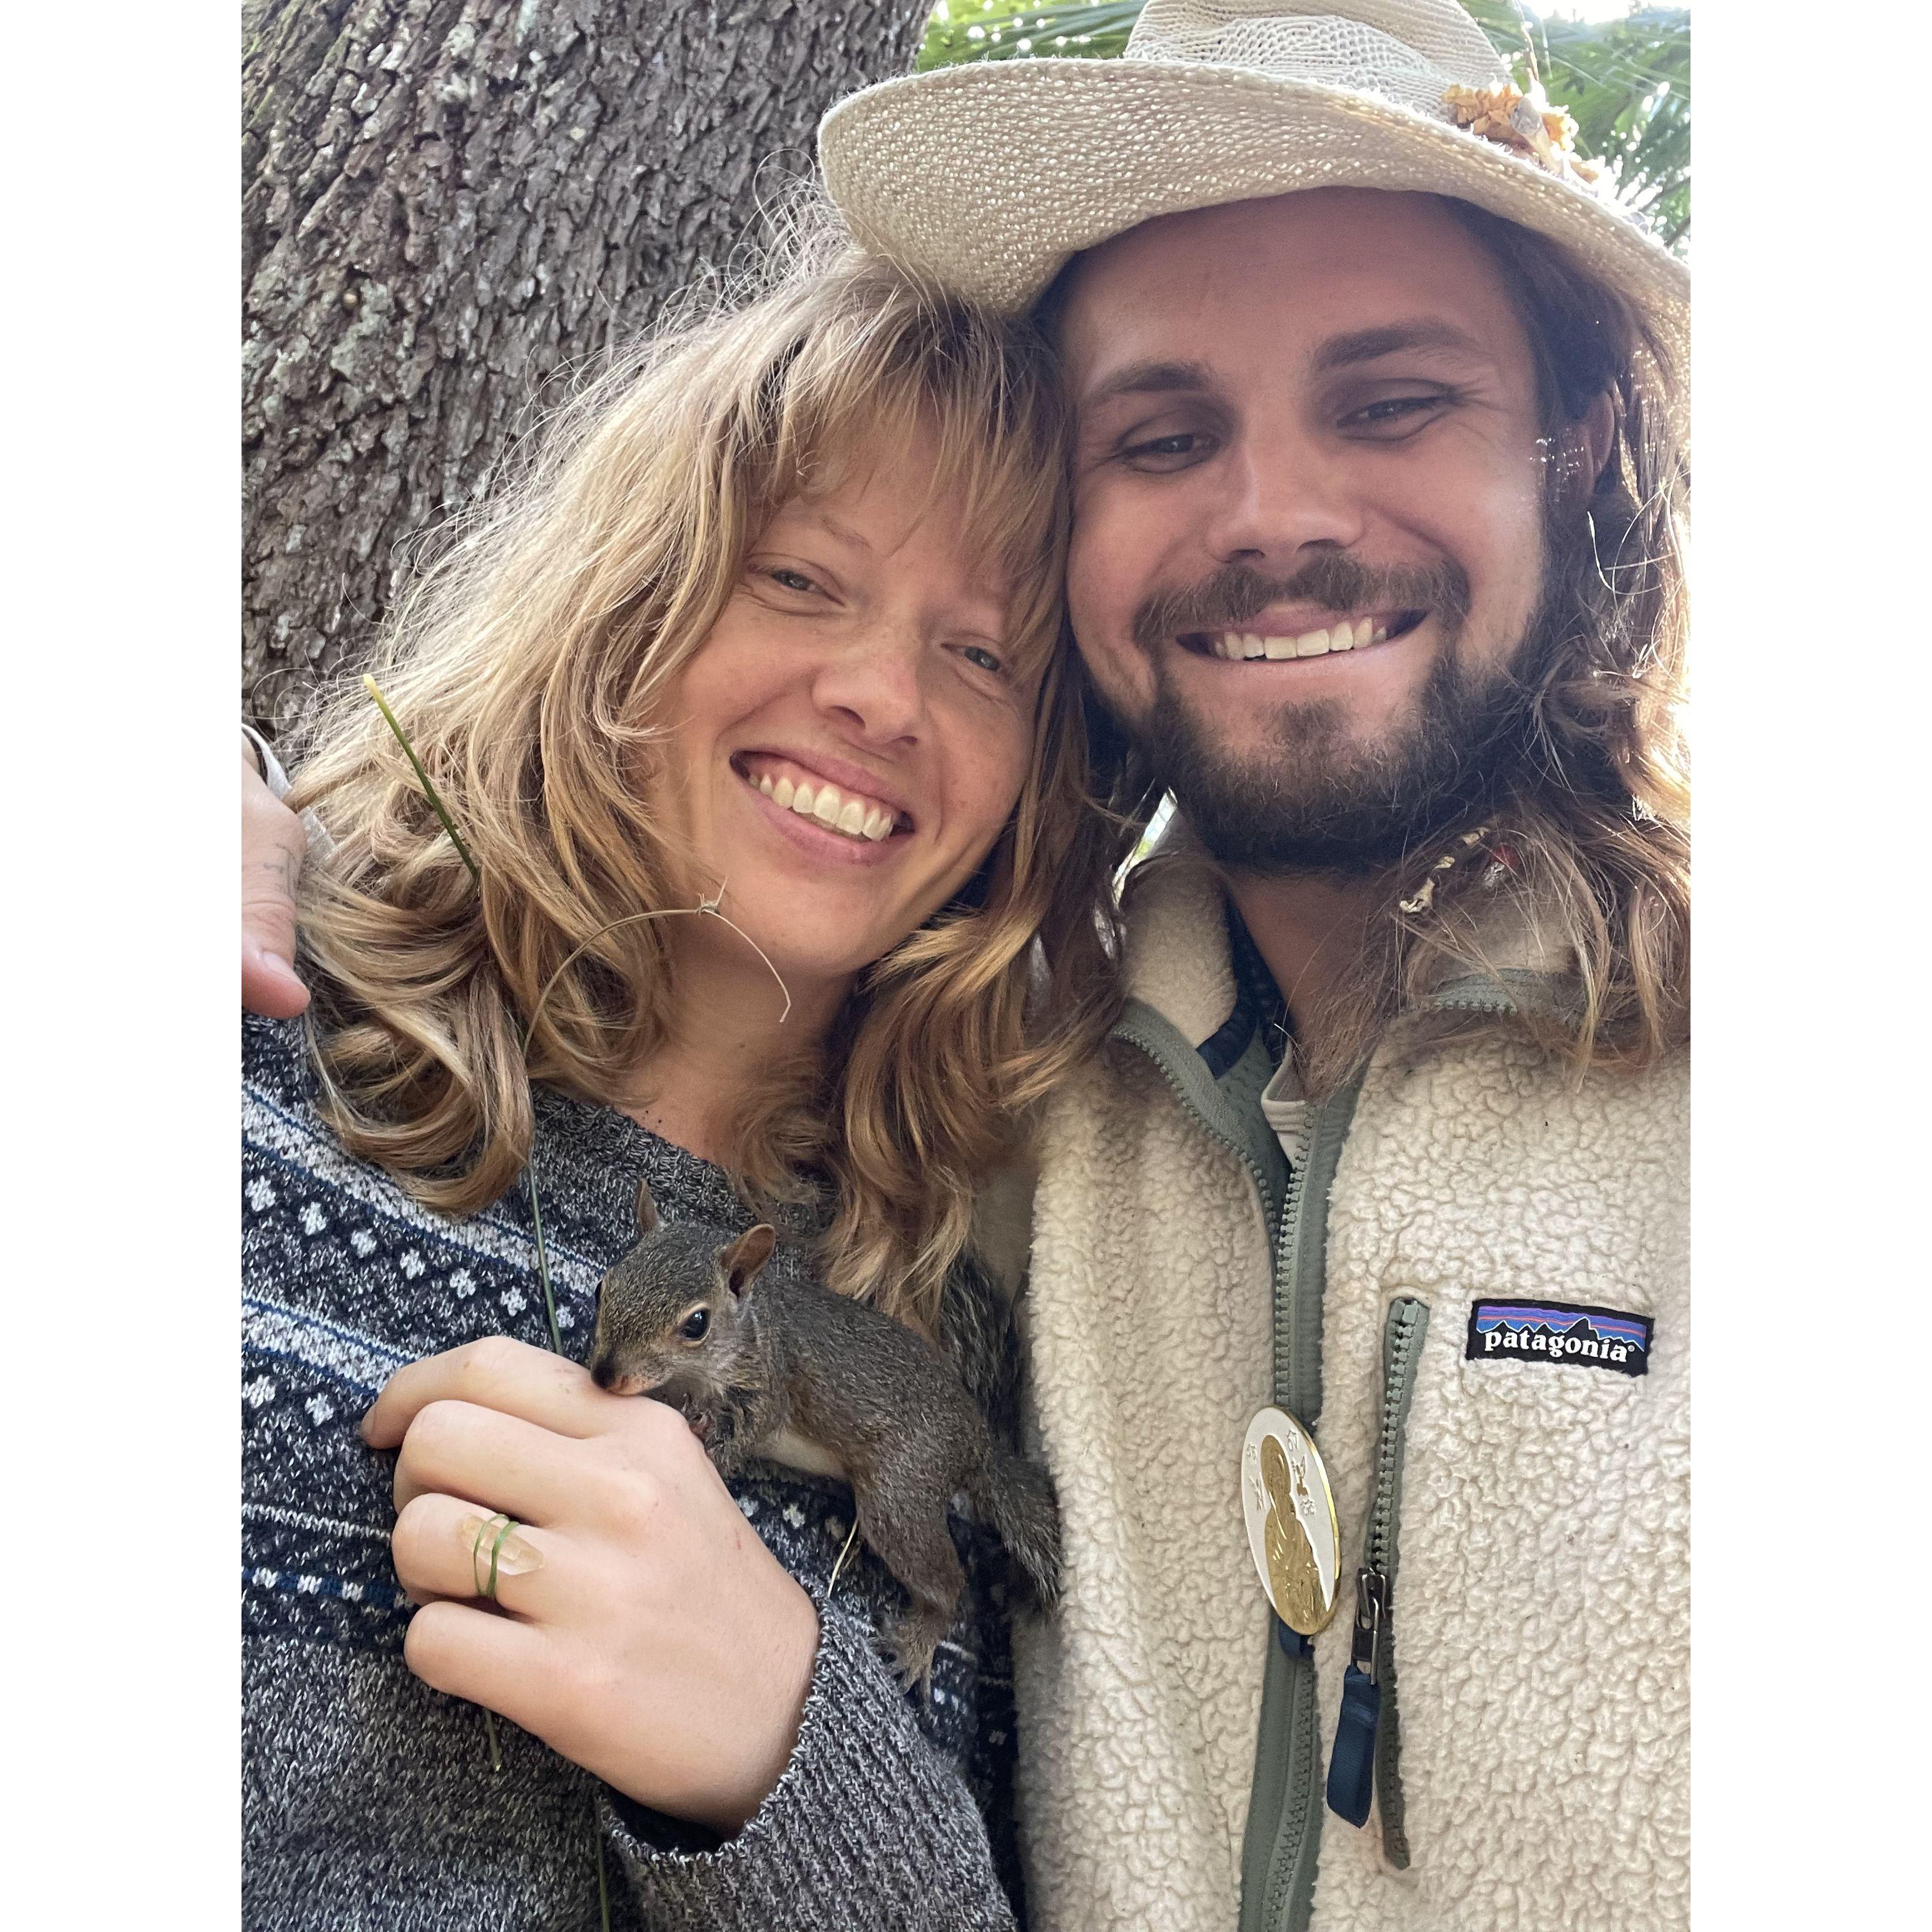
[
  {"xmin": 362, "ymin": 1336, "xmax": 820, "ymax": 1834},
  {"xmin": 242, "ymin": 736, "xmax": 310, "ymax": 1017}
]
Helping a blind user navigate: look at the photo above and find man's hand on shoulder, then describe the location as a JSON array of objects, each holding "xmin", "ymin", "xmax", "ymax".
[{"xmin": 243, "ymin": 735, "xmax": 311, "ymax": 1018}]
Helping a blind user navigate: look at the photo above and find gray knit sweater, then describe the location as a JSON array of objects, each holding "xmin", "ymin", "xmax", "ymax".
[{"xmin": 243, "ymin": 1014, "xmax": 1027, "ymax": 1929}]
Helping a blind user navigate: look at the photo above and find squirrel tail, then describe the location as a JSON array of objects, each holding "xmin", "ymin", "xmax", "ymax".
[{"xmin": 974, "ymin": 1446, "xmax": 1062, "ymax": 1610}]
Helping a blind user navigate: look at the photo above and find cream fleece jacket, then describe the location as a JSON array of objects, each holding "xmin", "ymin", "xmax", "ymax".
[{"xmin": 1014, "ymin": 847, "xmax": 1689, "ymax": 1932}]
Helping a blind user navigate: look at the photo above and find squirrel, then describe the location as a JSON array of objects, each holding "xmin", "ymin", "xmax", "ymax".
[{"xmin": 588, "ymin": 1178, "xmax": 1061, "ymax": 1687}]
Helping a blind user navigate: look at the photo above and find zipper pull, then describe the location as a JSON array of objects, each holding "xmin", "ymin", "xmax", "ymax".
[{"xmin": 1325, "ymin": 1567, "xmax": 1387, "ymax": 1828}]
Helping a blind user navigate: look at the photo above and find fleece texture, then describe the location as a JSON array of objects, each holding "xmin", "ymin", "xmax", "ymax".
[{"xmin": 1014, "ymin": 848, "xmax": 1689, "ymax": 1932}]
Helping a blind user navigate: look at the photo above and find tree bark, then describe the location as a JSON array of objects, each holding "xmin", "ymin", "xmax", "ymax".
[{"xmin": 243, "ymin": 0, "xmax": 932, "ymax": 737}]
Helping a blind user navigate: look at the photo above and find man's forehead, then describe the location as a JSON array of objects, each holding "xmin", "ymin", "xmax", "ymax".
[{"xmin": 1057, "ymin": 188, "xmax": 1518, "ymax": 393}]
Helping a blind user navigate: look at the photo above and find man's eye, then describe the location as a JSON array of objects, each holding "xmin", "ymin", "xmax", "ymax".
[
  {"xmin": 1341, "ymin": 394, "xmax": 1452, "ymax": 435},
  {"xmin": 1119, "ymin": 430, "xmax": 1216, "ymax": 469}
]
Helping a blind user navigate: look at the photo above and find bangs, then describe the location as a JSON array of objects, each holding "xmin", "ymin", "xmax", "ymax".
[{"xmin": 758, "ymin": 272, "xmax": 1071, "ymax": 680}]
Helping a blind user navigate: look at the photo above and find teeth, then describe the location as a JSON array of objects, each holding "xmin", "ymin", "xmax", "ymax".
[
  {"xmin": 746, "ymin": 765, "xmax": 901, "ymax": 843},
  {"xmin": 1217, "ymin": 621, "xmax": 1390, "ymax": 659}
]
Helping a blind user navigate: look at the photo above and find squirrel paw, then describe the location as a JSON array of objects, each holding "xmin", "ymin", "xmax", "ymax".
[{"xmin": 879, "ymin": 1610, "xmax": 948, "ymax": 1694}]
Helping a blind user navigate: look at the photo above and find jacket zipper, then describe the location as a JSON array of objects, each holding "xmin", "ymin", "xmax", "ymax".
[
  {"xmin": 1124, "ymin": 986, "xmax": 1568, "ymax": 1922},
  {"xmin": 1324, "ymin": 1294, "xmax": 1430, "ymax": 1866},
  {"xmin": 1315, "ymin": 987, "xmax": 1512, "ymax": 1873},
  {"xmin": 1112, "ymin": 1002, "xmax": 1343, "ymax": 1932},
  {"xmin": 1245, "ymin": 1073, "xmax": 1366, "ymax": 1932}
]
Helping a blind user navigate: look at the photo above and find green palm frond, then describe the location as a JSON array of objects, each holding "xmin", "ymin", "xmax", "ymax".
[
  {"xmin": 918, "ymin": 3, "xmax": 1690, "ymax": 253},
  {"xmin": 918, "ymin": 2, "xmax": 1146, "ymax": 68}
]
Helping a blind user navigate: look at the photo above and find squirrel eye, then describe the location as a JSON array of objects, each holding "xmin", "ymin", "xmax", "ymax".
[{"xmin": 679, "ymin": 1308, "xmax": 711, "ymax": 1342}]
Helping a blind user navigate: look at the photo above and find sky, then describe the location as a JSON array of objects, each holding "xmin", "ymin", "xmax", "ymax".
[{"xmin": 1543, "ymin": 1, "xmax": 1685, "ymax": 18}]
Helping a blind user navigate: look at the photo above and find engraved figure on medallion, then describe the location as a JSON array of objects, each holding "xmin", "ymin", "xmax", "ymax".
[{"xmin": 1259, "ymin": 1433, "xmax": 1326, "ymax": 1634}]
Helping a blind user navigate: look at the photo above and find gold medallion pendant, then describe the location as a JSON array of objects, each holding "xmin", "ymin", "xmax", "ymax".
[{"xmin": 1241, "ymin": 1406, "xmax": 1342, "ymax": 1635}]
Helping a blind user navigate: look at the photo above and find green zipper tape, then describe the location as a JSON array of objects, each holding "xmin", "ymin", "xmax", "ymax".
[
  {"xmin": 1365, "ymin": 1296, "xmax": 1430, "ymax": 1869},
  {"xmin": 1243, "ymin": 1074, "xmax": 1366, "ymax": 1932}
]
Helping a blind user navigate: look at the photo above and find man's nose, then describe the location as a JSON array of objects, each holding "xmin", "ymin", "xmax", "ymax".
[
  {"xmin": 1200, "ymin": 435, "xmax": 1367, "ymax": 572},
  {"xmin": 810, "ymin": 625, "xmax": 928, "ymax": 745}
]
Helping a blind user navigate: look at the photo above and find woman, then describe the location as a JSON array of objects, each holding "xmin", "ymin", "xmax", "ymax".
[{"xmin": 242, "ymin": 221, "xmax": 1129, "ymax": 1929}]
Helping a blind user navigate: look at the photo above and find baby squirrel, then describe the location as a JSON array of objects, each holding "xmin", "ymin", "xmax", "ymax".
[{"xmin": 589, "ymin": 1179, "xmax": 1061, "ymax": 1686}]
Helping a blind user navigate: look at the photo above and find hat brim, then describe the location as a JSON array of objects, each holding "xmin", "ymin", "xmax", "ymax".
[{"xmin": 820, "ymin": 57, "xmax": 1687, "ymax": 381}]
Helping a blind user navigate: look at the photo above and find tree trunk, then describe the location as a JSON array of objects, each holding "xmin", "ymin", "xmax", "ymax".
[{"xmin": 243, "ymin": 0, "xmax": 932, "ymax": 737}]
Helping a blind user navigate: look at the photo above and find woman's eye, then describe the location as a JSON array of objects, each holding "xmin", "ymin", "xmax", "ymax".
[
  {"xmin": 679, "ymin": 1308, "xmax": 710, "ymax": 1342},
  {"xmin": 955, "ymin": 643, "xmax": 1006, "ymax": 676},
  {"xmin": 763, "ymin": 567, "xmax": 818, "ymax": 594}
]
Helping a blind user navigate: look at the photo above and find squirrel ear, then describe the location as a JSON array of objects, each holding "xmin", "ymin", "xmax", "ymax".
[
  {"xmin": 719, "ymin": 1224, "xmax": 777, "ymax": 1298},
  {"xmin": 635, "ymin": 1178, "xmax": 661, "ymax": 1238}
]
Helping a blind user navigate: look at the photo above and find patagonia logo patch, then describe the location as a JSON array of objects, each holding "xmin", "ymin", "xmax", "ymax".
[{"xmin": 1465, "ymin": 1299, "xmax": 1652, "ymax": 1378}]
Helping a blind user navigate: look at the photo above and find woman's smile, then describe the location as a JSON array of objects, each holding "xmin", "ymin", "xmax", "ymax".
[{"xmin": 730, "ymin": 750, "xmax": 913, "ymax": 854}]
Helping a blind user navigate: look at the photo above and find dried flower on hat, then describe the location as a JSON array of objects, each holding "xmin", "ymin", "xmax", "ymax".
[{"xmin": 1443, "ymin": 81, "xmax": 1602, "ymax": 189}]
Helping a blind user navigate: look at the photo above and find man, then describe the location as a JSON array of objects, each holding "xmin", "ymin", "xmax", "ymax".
[
  {"xmin": 818, "ymin": 6, "xmax": 1689, "ymax": 1931},
  {"xmin": 243, "ymin": 5, "xmax": 1688, "ymax": 1926}
]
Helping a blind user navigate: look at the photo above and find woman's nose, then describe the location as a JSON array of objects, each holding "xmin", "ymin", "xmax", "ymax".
[{"xmin": 810, "ymin": 626, "xmax": 928, "ymax": 745}]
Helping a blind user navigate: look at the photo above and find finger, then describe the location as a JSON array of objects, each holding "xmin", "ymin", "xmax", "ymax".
[
  {"xmin": 391, "ymin": 1397, "xmax": 592, "ymax": 1523},
  {"xmin": 242, "ymin": 753, "xmax": 310, "ymax": 1018},
  {"xmin": 404, "ymin": 1599, "xmax": 556, "ymax": 1731},
  {"xmin": 242, "ymin": 941, "xmax": 310, "ymax": 1019},
  {"xmin": 362, "ymin": 1335, "xmax": 619, "ymax": 1450},
  {"xmin": 392, "ymin": 1491, "xmax": 559, "ymax": 1614}
]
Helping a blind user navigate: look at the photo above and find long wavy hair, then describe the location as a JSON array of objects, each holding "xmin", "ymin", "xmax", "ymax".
[
  {"xmin": 1094, "ymin": 196, "xmax": 1691, "ymax": 1092},
  {"xmin": 288, "ymin": 219, "xmax": 1130, "ymax": 1328}
]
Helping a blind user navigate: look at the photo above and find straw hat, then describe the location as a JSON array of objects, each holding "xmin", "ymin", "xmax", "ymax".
[{"xmin": 819, "ymin": 0, "xmax": 1687, "ymax": 372}]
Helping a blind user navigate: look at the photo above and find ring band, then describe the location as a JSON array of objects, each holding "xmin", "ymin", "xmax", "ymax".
[{"xmin": 471, "ymin": 1512, "xmax": 519, "ymax": 1600}]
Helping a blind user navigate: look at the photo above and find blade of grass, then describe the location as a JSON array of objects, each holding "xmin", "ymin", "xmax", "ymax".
[
  {"xmin": 527, "ymin": 1172, "xmax": 564, "ymax": 1353},
  {"xmin": 364, "ymin": 676, "xmax": 481, "ymax": 885},
  {"xmin": 361, "ymin": 693, "xmax": 787, "ymax": 1368},
  {"xmin": 592, "ymin": 1794, "xmax": 612, "ymax": 1931},
  {"xmin": 363, "ymin": 681, "xmax": 790, "ymax": 1838}
]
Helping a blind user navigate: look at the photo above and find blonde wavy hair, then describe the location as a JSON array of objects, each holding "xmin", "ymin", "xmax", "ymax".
[
  {"xmin": 288, "ymin": 220, "xmax": 1129, "ymax": 1328},
  {"xmin": 1095, "ymin": 196, "xmax": 1691, "ymax": 1092}
]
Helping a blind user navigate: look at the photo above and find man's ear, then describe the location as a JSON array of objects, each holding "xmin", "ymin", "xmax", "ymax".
[
  {"xmin": 1579, "ymin": 391, "xmax": 1616, "ymax": 494},
  {"xmin": 719, "ymin": 1224, "xmax": 777, "ymax": 1299},
  {"xmin": 636, "ymin": 1178, "xmax": 661, "ymax": 1238}
]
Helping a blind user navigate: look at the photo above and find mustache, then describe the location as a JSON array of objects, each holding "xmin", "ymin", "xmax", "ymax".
[{"xmin": 1130, "ymin": 555, "xmax": 1473, "ymax": 653}]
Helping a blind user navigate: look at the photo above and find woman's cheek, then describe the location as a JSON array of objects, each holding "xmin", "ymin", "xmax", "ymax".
[{"xmin": 970, "ymin": 727, "xmax": 1032, "ymax": 857}]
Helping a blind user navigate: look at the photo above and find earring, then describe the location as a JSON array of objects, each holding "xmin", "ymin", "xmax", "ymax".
[{"xmin": 1397, "ymin": 827, "xmax": 1493, "ymax": 917}]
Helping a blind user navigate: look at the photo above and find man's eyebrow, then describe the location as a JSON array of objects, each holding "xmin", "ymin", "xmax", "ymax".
[
  {"xmin": 1080, "ymin": 358, "xmax": 1218, "ymax": 407},
  {"xmin": 1312, "ymin": 321, "xmax": 1492, "ymax": 373}
]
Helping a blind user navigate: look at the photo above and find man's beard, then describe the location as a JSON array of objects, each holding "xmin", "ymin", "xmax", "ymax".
[{"xmin": 1127, "ymin": 551, "xmax": 1550, "ymax": 877}]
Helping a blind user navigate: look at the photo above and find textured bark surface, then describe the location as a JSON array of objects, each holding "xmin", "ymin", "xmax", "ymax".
[{"xmin": 243, "ymin": 0, "xmax": 931, "ymax": 736}]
